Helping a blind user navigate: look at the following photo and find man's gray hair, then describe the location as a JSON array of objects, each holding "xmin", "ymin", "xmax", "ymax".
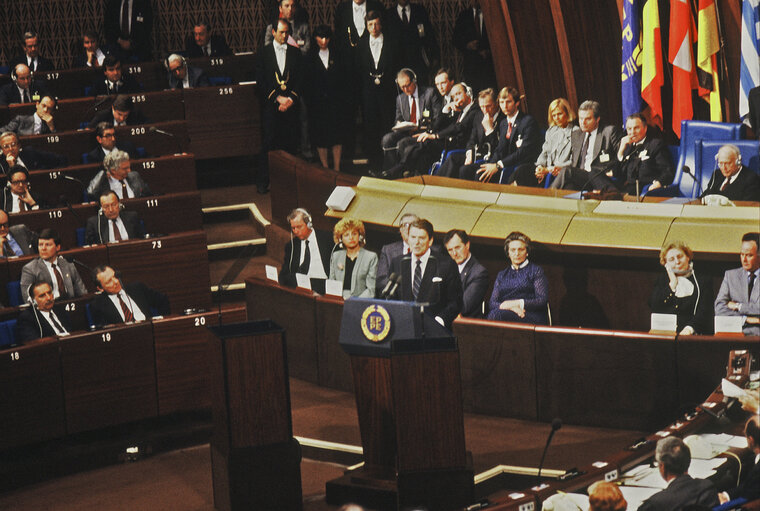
[
  {"xmin": 719, "ymin": 143, "xmax": 741, "ymax": 160},
  {"xmin": 579, "ymin": 100, "xmax": 601, "ymax": 119},
  {"xmin": 655, "ymin": 436, "xmax": 690, "ymax": 476},
  {"xmin": 103, "ymin": 149, "xmax": 130, "ymax": 174},
  {"xmin": 167, "ymin": 53, "xmax": 185, "ymax": 67},
  {"xmin": 398, "ymin": 212, "xmax": 419, "ymax": 226}
]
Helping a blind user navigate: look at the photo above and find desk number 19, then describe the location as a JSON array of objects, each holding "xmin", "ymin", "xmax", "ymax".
[{"xmin": 102, "ymin": 333, "xmax": 111, "ymax": 343}]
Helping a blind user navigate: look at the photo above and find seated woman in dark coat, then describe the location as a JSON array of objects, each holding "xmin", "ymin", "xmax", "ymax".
[
  {"xmin": 649, "ymin": 241, "xmax": 713, "ymax": 335},
  {"xmin": 487, "ymin": 231, "xmax": 549, "ymax": 324}
]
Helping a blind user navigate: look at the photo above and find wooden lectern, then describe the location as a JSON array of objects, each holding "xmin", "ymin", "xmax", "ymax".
[
  {"xmin": 208, "ymin": 321, "xmax": 303, "ymax": 511},
  {"xmin": 326, "ymin": 298, "xmax": 473, "ymax": 510}
]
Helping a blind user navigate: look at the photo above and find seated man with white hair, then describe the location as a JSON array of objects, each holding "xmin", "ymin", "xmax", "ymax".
[
  {"xmin": 164, "ymin": 54, "xmax": 210, "ymax": 89},
  {"xmin": 700, "ymin": 144, "xmax": 760, "ymax": 202}
]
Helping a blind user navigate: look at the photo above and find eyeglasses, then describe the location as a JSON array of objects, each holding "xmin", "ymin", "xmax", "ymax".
[
  {"xmin": 1, "ymin": 142, "xmax": 19, "ymax": 150},
  {"xmin": 10, "ymin": 179, "xmax": 27, "ymax": 185},
  {"xmin": 0, "ymin": 223, "xmax": 9, "ymax": 229}
]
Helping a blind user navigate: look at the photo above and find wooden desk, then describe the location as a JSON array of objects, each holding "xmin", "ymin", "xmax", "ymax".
[
  {"xmin": 152, "ymin": 308, "xmax": 246, "ymax": 415},
  {"xmin": 0, "ymin": 339, "xmax": 65, "ymax": 449},
  {"xmin": 124, "ymin": 190, "xmax": 203, "ymax": 235},
  {"xmin": 245, "ymin": 277, "xmax": 319, "ymax": 383},
  {"xmin": 187, "ymin": 53, "xmax": 257, "ymax": 84},
  {"xmin": 59, "ymin": 322, "xmax": 157, "ymax": 433},
  {"xmin": 315, "ymin": 294, "xmax": 353, "ymax": 391},
  {"xmin": 106, "ymin": 230, "xmax": 211, "ymax": 311},
  {"xmin": 40, "ymin": 67, "xmax": 101, "ymax": 99},
  {"xmin": 9, "ymin": 204, "xmax": 98, "ymax": 249}
]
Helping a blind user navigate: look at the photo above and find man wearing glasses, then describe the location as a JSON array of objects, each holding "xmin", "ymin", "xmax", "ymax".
[
  {"xmin": 0, "ymin": 166, "xmax": 45, "ymax": 213},
  {"xmin": 0, "ymin": 132, "xmax": 66, "ymax": 175}
]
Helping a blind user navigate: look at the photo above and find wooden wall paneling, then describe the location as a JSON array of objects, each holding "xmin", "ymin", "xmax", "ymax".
[
  {"xmin": 557, "ymin": 0, "xmax": 623, "ymax": 125},
  {"xmin": 504, "ymin": 0, "xmax": 568, "ymax": 119},
  {"xmin": 548, "ymin": 0, "xmax": 578, "ymax": 111},
  {"xmin": 484, "ymin": 0, "xmax": 521, "ymax": 92},
  {"xmin": 717, "ymin": 1, "xmax": 742, "ymax": 123}
]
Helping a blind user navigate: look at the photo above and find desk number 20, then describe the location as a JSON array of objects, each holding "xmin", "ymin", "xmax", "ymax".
[{"xmin": 194, "ymin": 317, "xmax": 206, "ymax": 327}]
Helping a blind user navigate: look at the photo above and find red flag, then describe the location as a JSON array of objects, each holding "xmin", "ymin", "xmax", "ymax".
[{"xmin": 668, "ymin": 0, "xmax": 698, "ymax": 138}]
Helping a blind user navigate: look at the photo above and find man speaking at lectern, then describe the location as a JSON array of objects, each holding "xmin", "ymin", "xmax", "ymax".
[{"xmin": 388, "ymin": 218, "xmax": 462, "ymax": 328}]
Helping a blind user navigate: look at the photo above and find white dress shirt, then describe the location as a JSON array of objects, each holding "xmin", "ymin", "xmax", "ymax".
[
  {"xmin": 120, "ymin": 0, "xmax": 133, "ymax": 34},
  {"xmin": 352, "ymin": 2, "xmax": 367, "ymax": 37},
  {"xmin": 108, "ymin": 290, "xmax": 147, "ymax": 321},
  {"xmin": 107, "ymin": 174, "xmax": 135, "ymax": 198},
  {"xmin": 43, "ymin": 258, "xmax": 65, "ymax": 298},
  {"xmin": 300, "ymin": 230, "xmax": 328, "ymax": 279},
  {"xmin": 369, "ymin": 34, "xmax": 383, "ymax": 68},
  {"xmin": 582, "ymin": 128, "xmax": 598, "ymax": 172},
  {"xmin": 108, "ymin": 217, "xmax": 129, "ymax": 242},
  {"xmin": 273, "ymin": 41, "xmax": 288, "ymax": 75},
  {"xmin": 318, "ymin": 48, "xmax": 330, "ymax": 69},
  {"xmin": 40, "ymin": 309, "xmax": 68, "ymax": 335}
]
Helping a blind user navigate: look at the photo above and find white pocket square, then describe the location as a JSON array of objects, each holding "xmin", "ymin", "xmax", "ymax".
[{"xmin": 432, "ymin": 277, "xmax": 442, "ymax": 283}]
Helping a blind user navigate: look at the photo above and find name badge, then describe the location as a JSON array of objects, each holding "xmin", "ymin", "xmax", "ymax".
[
  {"xmin": 136, "ymin": 15, "xmax": 144, "ymax": 22},
  {"xmin": 515, "ymin": 135, "xmax": 523, "ymax": 147},
  {"xmin": 599, "ymin": 152, "xmax": 610, "ymax": 163},
  {"xmin": 417, "ymin": 24, "xmax": 425, "ymax": 37}
]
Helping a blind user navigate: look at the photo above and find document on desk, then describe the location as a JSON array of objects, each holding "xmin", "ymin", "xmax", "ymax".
[
  {"xmin": 696, "ymin": 433, "xmax": 749, "ymax": 450},
  {"xmin": 621, "ymin": 458, "xmax": 725, "ymax": 489},
  {"xmin": 619, "ymin": 486, "xmax": 660, "ymax": 509}
]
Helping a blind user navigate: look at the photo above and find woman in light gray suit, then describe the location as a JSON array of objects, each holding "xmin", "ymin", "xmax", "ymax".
[{"xmin": 329, "ymin": 218, "xmax": 377, "ymax": 299}]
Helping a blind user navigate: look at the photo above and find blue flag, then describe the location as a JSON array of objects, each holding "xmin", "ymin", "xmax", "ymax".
[{"xmin": 622, "ymin": 0, "xmax": 644, "ymax": 124}]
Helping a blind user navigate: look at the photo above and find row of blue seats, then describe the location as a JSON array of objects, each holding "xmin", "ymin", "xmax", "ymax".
[{"xmin": 430, "ymin": 120, "xmax": 759, "ymax": 199}]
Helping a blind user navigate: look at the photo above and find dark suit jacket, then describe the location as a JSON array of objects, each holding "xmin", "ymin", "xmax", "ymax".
[
  {"xmin": 71, "ymin": 44, "xmax": 116, "ymax": 68},
  {"xmin": 394, "ymin": 85, "xmax": 441, "ymax": 124},
  {"xmin": 20, "ymin": 257, "xmax": 88, "ymax": 301},
  {"xmin": 701, "ymin": 166, "xmax": 760, "ymax": 202},
  {"xmin": 90, "ymin": 282, "xmax": 170, "ymax": 326},
  {"xmin": 0, "ymin": 147, "xmax": 67, "ymax": 174},
  {"xmin": 185, "ymin": 34, "xmax": 232, "ymax": 58},
  {"xmin": 86, "ymin": 170, "xmax": 151, "ymax": 200},
  {"xmin": 87, "ymin": 108, "xmax": 147, "ymax": 129},
  {"xmin": 383, "ymin": 3, "xmax": 439, "ymax": 80},
  {"xmin": 376, "ymin": 240, "xmax": 443, "ymax": 294},
  {"xmin": 0, "ymin": 188, "xmax": 47, "ymax": 213},
  {"xmin": 615, "ymin": 135, "xmax": 674, "ymax": 192},
  {"xmin": 279, "ymin": 230, "xmax": 334, "ymax": 288},
  {"xmin": 467, "ymin": 111, "xmax": 505, "ymax": 155},
  {"xmin": 103, "ymin": 0, "xmax": 154, "ymax": 61},
  {"xmin": 15, "ymin": 304, "xmax": 73, "ymax": 343},
  {"xmin": 727, "ymin": 456, "xmax": 760, "ymax": 501},
  {"xmin": 167, "ymin": 66, "xmax": 210, "ymax": 89},
  {"xmin": 435, "ymin": 103, "xmax": 480, "ymax": 149},
  {"xmin": 0, "ymin": 114, "xmax": 52, "ymax": 136},
  {"xmin": 85, "ymin": 210, "xmax": 144, "ymax": 245},
  {"xmin": 388, "ymin": 251, "xmax": 463, "ymax": 328},
  {"xmin": 0, "ymin": 81, "xmax": 50, "ymax": 106},
  {"xmin": 748, "ymin": 86, "xmax": 760, "ymax": 137},
  {"xmin": 257, "ymin": 43, "xmax": 303, "ymax": 105},
  {"xmin": 8, "ymin": 55, "xmax": 55, "ymax": 73},
  {"xmin": 333, "ymin": 0, "xmax": 384, "ymax": 54},
  {"xmin": 5, "ymin": 224, "xmax": 38, "ymax": 256},
  {"xmin": 357, "ymin": 33, "xmax": 400, "ymax": 98},
  {"xmin": 85, "ymin": 140, "xmax": 138, "ymax": 164},
  {"xmin": 492, "ymin": 112, "xmax": 542, "ymax": 169},
  {"xmin": 460, "ymin": 256, "xmax": 489, "ymax": 317},
  {"xmin": 89, "ymin": 73, "xmax": 142, "ymax": 96},
  {"xmin": 570, "ymin": 124, "xmax": 622, "ymax": 173},
  {"xmin": 637, "ymin": 474, "xmax": 718, "ymax": 511}
]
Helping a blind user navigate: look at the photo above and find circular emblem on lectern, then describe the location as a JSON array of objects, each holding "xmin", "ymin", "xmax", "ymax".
[{"xmin": 360, "ymin": 305, "xmax": 391, "ymax": 342}]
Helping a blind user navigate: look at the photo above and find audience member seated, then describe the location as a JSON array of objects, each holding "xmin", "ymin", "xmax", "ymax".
[
  {"xmin": 91, "ymin": 265, "xmax": 170, "ymax": 326},
  {"xmin": 72, "ymin": 29, "xmax": 110, "ymax": 68},
  {"xmin": 387, "ymin": 218, "xmax": 463, "ymax": 328},
  {"xmin": 718, "ymin": 415, "xmax": 760, "ymax": 504},
  {"xmin": 378, "ymin": 68, "xmax": 441, "ymax": 175},
  {"xmin": 444, "ymin": 229, "xmax": 488, "ymax": 317},
  {"xmin": 20, "ymin": 228, "xmax": 89, "ymax": 301},
  {"xmin": 610, "ymin": 113, "xmax": 673, "ymax": 195},
  {"xmin": 0, "ymin": 209, "xmax": 38, "ymax": 257},
  {"xmin": 459, "ymin": 87, "xmax": 542, "ymax": 182},
  {"xmin": 487, "ymin": 231, "xmax": 548, "ymax": 324},
  {"xmin": 87, "ymin": 122, "xmax": 138, "ymax": 163},
  {"xmin": 164, "ymin": 54, "xmax": 209, "ymax": 89},
  {"xmin": 0, "ymin": 63, "xmax": 50, "ymax": 106},
  {"xmin": 0, "ymin": 131, "xmax": 66, "ymax": 174},
  {"xmin": 714, "ymin": 232, "xmax": 760, "ymax": 336},
  {"xmin": 549, "ymin": 100, "xmax": 622, "ymax": 192},
  {"xmin": 329, "ymin": 218, "xmax": 377, "ymax": 299},
  {"xmin": 437, "ymin": 87, "xmax": 503, "ymax": 178},
  {"xmin": 279, "ymin": 208, "xmax": 332, "ymax": 294},
  {"xmin": 386, "ymin": 82, "xmax": 478, "ymax": 178},
  {"xmin": 85, "ymin": 191, "xmax": 145, "ymax": 245},
  {"xmin": 305, "ymin": 24, "xmax": 346, "ymax": 172},
  {"xmin": 587, "ymin": 480, "xmax": 626, "ymax": 511},
  {"xmin": 87, "ymin": 94, "xmax": 147, "ymax": 129},
  {"xmin": 86, "ymin": 149, "xmax": 151, "ymax": 200},
  {"xmin": 433, "ymin": 68, "xmax": 455, "ymax": 115},
  {"xmin": 700, "ymin": 144, "xmax": 760, "ymax": 202},
  {"xmin": 510, "ymin": 97, "xmax": 577, "ymax": 187},
  {"xmin": 0, "ymin": 95, "xmax": 57, "ymax": 135},
  {"xmin": 15, "ymin": 282, "xmax": 73, "ymax": 343},
  {"xmin": 89, "ymin": 54, "xmax": 142, "ymax": 96},
  {"xmin": 8, "ymin": 31, "xmax": 55, "ymax": 73},
  {"xmin": 0, "ymin": 166, "xmax": 46, "ymax": 213},
  {"xmin": 185, "ymin": 19, "xmax": 232, "ymax": 58},
  {"xmin": 377, "ymin": 211, "xmax": 418, "ymax": 293},
  {"xmin": 103, "ymin": 0, "xmax": 154, "ymax": 62},
  {"xmin": 649, "ymin": 241, "xmax": 713, "ymax": 335},
  {"xmin": 637, "ymin": 437, "xmax": 719, "ymax": 511}
]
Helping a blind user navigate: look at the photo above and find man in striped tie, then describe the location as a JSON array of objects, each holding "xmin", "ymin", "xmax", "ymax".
[
  {"xmin": 387, "ymin": 218, "xmax": 462, "ymax": 328},
  {"xmin": 16, "ymin": 282, "xmax": 73, "ymax": 343},
  {"xmin": 90, "ymin": 265, "xmax": 169, "ymax": 326}
]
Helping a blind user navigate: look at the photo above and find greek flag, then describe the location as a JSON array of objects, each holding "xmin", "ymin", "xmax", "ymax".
[{"xmin": 740, "ymin": 0, "xmax": 760, "ymax": 122}]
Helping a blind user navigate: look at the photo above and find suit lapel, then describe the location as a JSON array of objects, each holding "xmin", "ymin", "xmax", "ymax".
[
  {"xmin": 591, "ymin": 128, "xmax": 604, "ymax": 161},
  {"xmin": 418, "ymin": 255, "xmax": 437, "ymax": 301},
  {"xmin": 400, "ymin": 255, "xmax": 413, "ymax": 300}
]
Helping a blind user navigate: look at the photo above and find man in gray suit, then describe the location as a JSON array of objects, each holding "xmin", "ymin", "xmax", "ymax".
[
  {"xmin": 0, "ymin": 209, "xmax": 37, "ymax": 257},
  {"xmin": 86, "ymin": 149, "xmax": 151, "ymax": 200},
  {"xmin": 550, "ymin": 100, "xmax": 621, "ymax": 192},
  {"xmin": 444, "ymin": 229, "xmax": 488, "ymax": 317},
  {"xmin": 20, "ymin": 228, "xmax": 88, "ymax": 301},
  {"xmin": 0, "ymin": 96, "xmax": 57, "ymax": 135},
  {"xmin": 377, "ymin": 68, "xmax": 442, "ymax": 174},
  {"xmin": 715, "ymin": 232, "xmax": 760, "ymax": 336}
]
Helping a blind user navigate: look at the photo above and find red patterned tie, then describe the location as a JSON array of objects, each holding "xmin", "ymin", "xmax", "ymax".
[
  {"xmin": 118, "ymin": 293, "xmax": 134, "ymax": 322},
  {"xmin": 410, "ymin": 98, "xmax": 417, "ymax": 124}
]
